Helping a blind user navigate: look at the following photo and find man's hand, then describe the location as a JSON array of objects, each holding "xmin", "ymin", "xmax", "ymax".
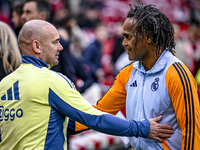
[{"xmin": 148, "ymin": 115, "xmax": 174, "ymax": 142}]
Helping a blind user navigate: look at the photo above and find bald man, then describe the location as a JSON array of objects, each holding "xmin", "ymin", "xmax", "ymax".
[
  {"xmin": 0, "ymin": 20, "xmax": 173, "ymax": 150},
  {"xmin": 18, "ymin": 20, "xmax": 62, "ymax": 67}
]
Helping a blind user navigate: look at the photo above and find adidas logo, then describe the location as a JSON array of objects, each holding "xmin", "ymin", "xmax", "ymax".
[
  {"xmin": 1, "ymin": 81, "xmax": 20, "ymax": 100},
  {"xmin": 130, "ymin": 80, "xmax": 137, "ymax": 87}
]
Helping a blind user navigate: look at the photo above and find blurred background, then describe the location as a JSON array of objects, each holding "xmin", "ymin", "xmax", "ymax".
[{"xmin": 1, "ymin": 0, "xmax": 200, "ymax": 149}]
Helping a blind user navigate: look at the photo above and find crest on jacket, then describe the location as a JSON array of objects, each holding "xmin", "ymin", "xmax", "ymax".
[{"xmin": 151, "ymin": 78, "xmax": 159, "ymax": 91}]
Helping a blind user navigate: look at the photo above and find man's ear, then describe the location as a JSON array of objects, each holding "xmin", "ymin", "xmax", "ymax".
[
  {"xmin": 32, "ymin": 40, "xmax": 42, "ymax": 54},
  {"xmin": 146, "ymin": 31, "xmax": 152, "ymax": 44},
  {"xmin": 39, "ymin": 12, "xmax": 47, "ymax": 20}
]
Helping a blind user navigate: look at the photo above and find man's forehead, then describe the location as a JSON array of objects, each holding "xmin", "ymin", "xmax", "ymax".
[
  {"xmin": 43, "ymin": 25, "xmax": 56, "ymax": 31},
  {"xmin": 123, "ymin": 18, "xmax": 135, "ymax": 32},
  {"xmin": 123, "ymin": 17, "xmax": 136, "ymax": 27},
  {"xmin": 23, "ymin": 1, "xmax": 37, "ymax": 10},
  {"xmin": 43, "ymin": 25, "xmax": 59, "ymax": 37}
]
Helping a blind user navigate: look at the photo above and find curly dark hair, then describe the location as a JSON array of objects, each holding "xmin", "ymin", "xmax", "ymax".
[{"xmin": 127, "ymin": 3, "xmax": 176, "ymax": 56}]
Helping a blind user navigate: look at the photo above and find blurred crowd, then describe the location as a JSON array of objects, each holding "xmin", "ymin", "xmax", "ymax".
[
  {"xmin": 0, "ymin": 0, "xmax": 199, "ymax": 118},
  {"xmin": 1, "ymin": 0, "xmax": 200, "ymax": 99},
  {"xmin": 0, "ymin": 0, "xmax": 200, "ymax": 149}
]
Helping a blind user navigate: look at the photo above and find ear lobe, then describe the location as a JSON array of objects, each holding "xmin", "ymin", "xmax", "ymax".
[
  {"xmin": 146, "ymin": 32, "xmax": 152, "ymax": 44},
  {"xmin": 32, "ymin": 40, "xmax": 41, "ymax": 54},
  {"xmin": 146, "ymin": 36, "xmax": 152, "ymax": 44},
  {"xmin": 39, "ymin": 12, "xmax": 46, "ymax": 20}
]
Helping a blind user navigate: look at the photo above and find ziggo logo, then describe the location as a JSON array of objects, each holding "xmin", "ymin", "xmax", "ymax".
[{"xmin": 0, "ymin": 106, "xmax": 23, "ymax": 121}]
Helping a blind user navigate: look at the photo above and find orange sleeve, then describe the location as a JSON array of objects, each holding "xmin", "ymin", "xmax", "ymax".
[
  {"xmin": 75, "ymin": 63, "xmax": 134, "ymax": 132},
  {"xmin": 166, "ymin": 62, "xmax": 200, "ymax": 150}
]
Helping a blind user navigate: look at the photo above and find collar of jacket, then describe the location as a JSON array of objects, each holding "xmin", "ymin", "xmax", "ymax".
[
  {"xmin": 133, "ymin": 50, "xmax": 171, "ymax": 74},
  {"xmin": 21, "ymin": 55, "xmax": 49, "ymax": 69}
]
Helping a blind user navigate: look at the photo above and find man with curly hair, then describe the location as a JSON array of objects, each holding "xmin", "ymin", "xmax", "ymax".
[{"xmin": 73, "ymin": 3, "xmax": 200, "ymax": 150}]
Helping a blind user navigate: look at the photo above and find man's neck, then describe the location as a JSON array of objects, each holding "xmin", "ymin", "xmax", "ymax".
[{"xmin": 142, "ymin": 50, "xmax": 162, "ymax": 71}]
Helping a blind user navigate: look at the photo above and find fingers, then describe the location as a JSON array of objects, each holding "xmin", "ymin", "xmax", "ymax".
[
  {"xmin": 156, "ymin": 129, "xmax": 174, "ymax": 138},
  {"xmin": 148, "ymin": 130, "xmax": 172, "ymax": 142},
  {"xmin": 148, "ymin": 128, "xmax": 173, "ymax": 138},
  {"xmin": 148, "ymin": 116, "xmax": 174, "ymax": 142},
  {"xmin": 154, "ymin": 137, "xmax": 164, "ymax": 143},
  {"xmin": 147, "ymin": 131, "xmax": 165, "ymax": 142},
  {"xmin": 150, "ymin": 115, "xmax": 162, "ymax": 122},
  {"xmin": 158, "ymin": 124, "xmax": 173, "ymax": 130},
  {"xmin": 161, "ymin": 129, "xmax": 174, "ymax": 134},
  {"xmin": 158, "ymin": 133, "xmax": 172, "ymax": 138}
]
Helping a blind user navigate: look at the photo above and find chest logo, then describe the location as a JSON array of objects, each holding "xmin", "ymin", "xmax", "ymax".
[
  {"xmin": 151, "ymin": 78, "xmax": 159, "ymax": 91},
  {"xmin": 130, "ymin": 80, "xmax": 137, "ymax": 87}
]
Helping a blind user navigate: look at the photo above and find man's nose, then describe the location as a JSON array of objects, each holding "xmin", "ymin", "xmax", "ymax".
[
  {"xmin": 58, "ymin": 43, "xmax": 63, "ymax": 51},
  {"xmin": 122, "ymin": 38, "xmax": 128, "ymax": 47},
  {"xmin": 21, "ymin": 13, "xmax": 26, "ymax": 20}
]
